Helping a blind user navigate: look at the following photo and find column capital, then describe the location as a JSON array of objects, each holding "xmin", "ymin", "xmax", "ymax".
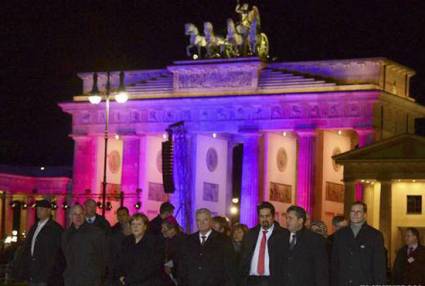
[
  {"xmin": 295, "ymin": 129, "xmax": 316, "ymax": 137},
  {"xmin": 355, "ymin": 127, "xmax": 375, "ymax": 135}
]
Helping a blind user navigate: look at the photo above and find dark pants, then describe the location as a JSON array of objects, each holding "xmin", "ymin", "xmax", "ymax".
[
  {"xmin": 247, "ymin": 276, "xmax": 270, "ymax": 286},
  {"xmin": 29, "ymin": 283, "xmax": 47, "ymax": 286}
]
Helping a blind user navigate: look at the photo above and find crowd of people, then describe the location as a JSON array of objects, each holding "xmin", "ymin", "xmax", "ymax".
[{"xmin": 9, "ymin": 199, "xmax": 425, "ymax": 286}]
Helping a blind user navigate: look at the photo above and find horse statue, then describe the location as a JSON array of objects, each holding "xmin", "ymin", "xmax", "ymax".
[
  {"xmin": 248, "ymin": 14, "xmax": 269, "ymax": 59},
  {"xmin": 223, "ymin": 18, "xmax": 243, "ymax": 57},
  {"xmin": 203, "ymin": 22, "xmax": 225, "ymax": 58},
  {"xmin": 236, "ymin": 3, "xmax": 269, "ymax": 58},
  {"xmin": 184, "ymin": 23, "xmax": 206, "ymax": 58}
]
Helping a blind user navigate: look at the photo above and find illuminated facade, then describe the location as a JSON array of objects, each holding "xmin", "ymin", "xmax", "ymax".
[
  {"xmin": 59, "ymin": 57, "xmax": 425, "ymax": 232},
  {"xmin": 0, "ymin": 166, "xmax": 71, "ymax": 239},
  {"xmin": 334, "ymin": 134, "xmax": 425, "ymax": 263}
]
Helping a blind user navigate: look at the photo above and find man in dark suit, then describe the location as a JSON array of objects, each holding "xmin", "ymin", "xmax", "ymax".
[
  {"xmin": 149, "ymin": 201, "xmax": 175, "ymax": 236},
  {"xmin": 62, "ymin": 204, "xmax": 108, "ymax": 286},
  {"xmin": 282, "ymin": 205, "xmax": 328, "ymax": 286},
  {"xmin": 84, "ymin": 199, "xmax": 111, "ymax": 233},
  {"xmin": 392, "ymin": 227, "xmax": 425, "ymax": 285},
  {"xmin": 327, "ymin": 215, "xmax": 347, "ymax": 257},
  {"xmin": 15, "ymin": 199, "xmax": 64, "ymax": 286},
  {"xmin": 240, "ymin": 201, "xmax": 288, "ymax": 286},
  {"xmin": 331, "ymin": 201, "xmax": 386, "ymax": 286},
  {"xmin": 178, "ymin": 208, "xmax": 236, "ymax": 286}
]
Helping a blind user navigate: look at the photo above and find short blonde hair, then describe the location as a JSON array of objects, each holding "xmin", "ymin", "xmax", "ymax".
[{"xmin": 130, "ymin": 213, "xmax": 149, "ymax": 226}]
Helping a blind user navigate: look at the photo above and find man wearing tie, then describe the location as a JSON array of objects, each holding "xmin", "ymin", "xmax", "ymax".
[
  {"xmin": 178, "ymin": 208, "xmax": 236, "ymax": 286},
  {"xmin": 283, "ymin": 205, "xmax": 329, "ymax": 286},
  {"xmin": 240, "ymin": 201, "xmax": 289, "ymax": 286},
  {"xmin": 14, "ymin": 199, "xmax": 64, "ymax": 286},
  {"xmin": 84, "ymin": 199, "xmax": 111, "ymax": 233}
]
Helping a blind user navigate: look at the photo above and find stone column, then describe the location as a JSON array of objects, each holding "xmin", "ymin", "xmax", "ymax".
[
  {"xmin": 379, "ymin": 181, "xmax": 392, "ymax": 262},
  {"xmin": 356, "ymin": 128, "xmax": 375, "ymax": 147},
  {"xmin": 26, "ymin": 205, "xmax": 36, "ymax": 231},
  {"xmin": 344, "ymin": 181, "xmax": 356, "ymax": 219},
  {"xmin": 239, "ymin": 134, "xmax": 260, "ymax": 227},
  {"xmin": 355, "ymin": 128, "xmax": 375, "ymax": 201},
  {"xmin": 169, "ymin": 125, "xmax": 193, "ymax": 233},
  {"xmin": 71, "ymin": 136, "xmax": 96, "ymax": 199},
  {"xmin": 54, "ymin": 195, "xmax": 66, "ymax": 227},
  {"xmin": 296, "ymin": 130, "xmax": 316, "ymax": 215},
  {"xmin": 121, "ymin": 135, "xmax": 140, "ymax": 214}
]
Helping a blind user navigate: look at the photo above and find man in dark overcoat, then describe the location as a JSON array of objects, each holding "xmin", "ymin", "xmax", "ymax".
[
  {"xmin": 178, "ymin": 208, "xmax": 236, "ymax": 286},
  {"xmin": 282, "ymin": 205, "xmax": 328, "ymax": 286},
  {"xmin": 331, "ymin": 201, "xmax": 386, "ymax": 286},
  {"xmin": 62, "ymin": 204, "xmax": 108, "ymax": 286},
  {"xmin": 14, "ymin": 199, "xmax": 64, "ymax": 286}
]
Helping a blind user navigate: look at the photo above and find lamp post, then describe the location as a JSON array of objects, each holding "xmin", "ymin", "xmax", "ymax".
[{"xmin": 89, "ymin": 71, "xmax": 128, "ymax": 217}]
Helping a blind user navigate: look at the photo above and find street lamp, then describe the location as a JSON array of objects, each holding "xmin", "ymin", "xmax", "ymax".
[{"xmin": 89, "ymin": 71, "xmax": 128, "ymax": 217}]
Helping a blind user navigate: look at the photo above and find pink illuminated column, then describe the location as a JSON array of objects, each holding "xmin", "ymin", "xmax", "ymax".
[
  {"xmin": 355, "ymin": 128, "xmax": 375, "ymax": 201},
  {"xmin": 121, "ymin": 135, "xmax": 140, "ymax": 214},
  {"xmin": 26, "ymin": 207, "xmax": 36, "ymax": 231},
  {"xmin": 72, "ymin": 135, "xmax": 96, "ymax": 201},
  {"xmin": 239, "ymin": 134, "xmax": 260, "ymax": 227},
  {"xmin": 296, "ymin": 130, "xmax": 316, "ymax": 215}
]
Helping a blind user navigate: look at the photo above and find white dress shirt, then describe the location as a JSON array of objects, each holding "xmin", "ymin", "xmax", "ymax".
[
  {"xmin": 249, "ymin": 224, "xmax": 275, "ymax": 276},
  {"xmin": 31, "ymin": 218, "xmax": 49, "ymax": 256},
  {"xmin": 86, "ymin": 216, "xmax": 96, "ymax": 224},
  {"xmin": 199, "ymin": 229, "xmax": 212, "ymax": 244}
]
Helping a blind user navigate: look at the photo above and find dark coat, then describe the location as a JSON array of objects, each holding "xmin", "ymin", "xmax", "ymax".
[
  {"xmin": 148, "ymin": 214, "xmax": 163, "ymax": 236},
  {"xmin": 162, "ymin": 232, "xmax": 186, "ymax": 284},
  {"xmin": 331, "ymin": 223, "xmax": 386, "ymax": 286},
  {"xmin": 240, "ymin": 223, "xmax": 289, "ymax": 286},
  {"xmin": 106, "ymin": 224, "xmax": 130, "ymax": 285},
  {"xmin": 88, "ymin": 214, "xmax": 111, "ymax": 233},
  {"xmin": 62, "ymin": 222, "xmax": 108, "ymax": 286},
  {"xmin": 282, "ymin": 228, "xmax": 329, "ymax": 286},
  {"xmin": 16, "ymin": 219, "xmax": 64, "ymax": 285},
  {"xmin": 178, "ymin": 230, "xmax": 236, "ymax": 286},
  {"xmin": 392, "ymin": 244, "xmax": 425, "ymax": 285},
  {"xmin": 118, "ymin": 234, "xmax": 163, "ymax": 286}
]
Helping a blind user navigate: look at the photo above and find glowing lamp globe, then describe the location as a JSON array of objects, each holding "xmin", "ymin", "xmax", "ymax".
[{"xmin": 115, "ymin": 91, "xmax": 128, "ymax": 103}]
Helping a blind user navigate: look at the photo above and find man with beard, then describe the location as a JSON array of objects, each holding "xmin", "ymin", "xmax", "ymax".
[{"xmin": 240, "ymin": 202, "xmax": 289, "ymax": 286}]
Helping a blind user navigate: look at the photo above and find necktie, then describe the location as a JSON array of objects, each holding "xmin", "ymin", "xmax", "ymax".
[
  {"xmin": 257, "ymin": 230, "xmax": 267, "ymax": 275},
  {"xmin": 408, "ymin": 247, "xmax": 414, "ymax": 256},
  {"xmin": 289, "ymin": 233, "xmax": 296, "ymax": 250},
  {"xmin": 201, "ymin": 235, "xmax": 207, "ymax": 245}
]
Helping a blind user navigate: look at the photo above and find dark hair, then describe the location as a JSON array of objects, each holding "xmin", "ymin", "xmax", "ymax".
[
  {"xmin": 160, "ymin": 202, "xmax": 175, "ymax": 215},
  {"xmin": 351, "ymin": 201, "xmax": 367, "ymax": 213},
  {"xmin": 117, "ymin": 206, "xmax": 129, "ymax": 214},
  {"xmin": 257, "ymin": 201, "xmax": 275, "ymax": 216},
  {"xmin": 406, "ymin": 227, "xmax": 420, "ymax": 242},
  {"xmin": 332, "ymin": 215, "xmax": 346, "ymax": 226},
  {"xmin": 212, "ymin": 216, "xmax": 230, "ymax": 233},
  {"xmin": 287, "ymin": 205, "xmax": 307, "ymax": 224},
  {"xmin": 232, "ymin": 223, "xmax": 249, "ymax": 235}
]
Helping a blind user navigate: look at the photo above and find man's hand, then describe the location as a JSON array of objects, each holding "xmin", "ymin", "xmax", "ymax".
[{"xmin": 119, "ymin": 276, "xmax": 126, "ymax": 285}]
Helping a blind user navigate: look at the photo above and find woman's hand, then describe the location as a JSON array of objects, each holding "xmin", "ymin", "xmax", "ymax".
[{"xmin": 119, "ymin": 276, "xmax": 126, "ymax": 285}]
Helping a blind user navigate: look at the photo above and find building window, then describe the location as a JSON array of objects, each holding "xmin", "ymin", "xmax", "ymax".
[{"xmin": 407, "ymin": 195, "xmax": 422, "ymax": 214}]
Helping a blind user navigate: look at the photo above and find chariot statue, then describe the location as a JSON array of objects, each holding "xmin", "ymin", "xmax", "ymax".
[{"xmin": 184, "ymin": 1, "xmax": 269, "ymax": 59}]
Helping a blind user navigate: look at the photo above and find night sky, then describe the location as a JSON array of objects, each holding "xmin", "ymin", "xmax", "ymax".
[{"xmin": 1, "ymin": 0, "xmax": 425, "ymax": 167}]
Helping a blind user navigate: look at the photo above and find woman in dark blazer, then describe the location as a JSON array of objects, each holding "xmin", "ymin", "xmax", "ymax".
[
  {"xmin": 118, "ymin": 213, "xmax": 163, "ymax": 286},
  {"xmin": 393, "ymin": 227, "xmax": 425, "ymax": 285}
]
